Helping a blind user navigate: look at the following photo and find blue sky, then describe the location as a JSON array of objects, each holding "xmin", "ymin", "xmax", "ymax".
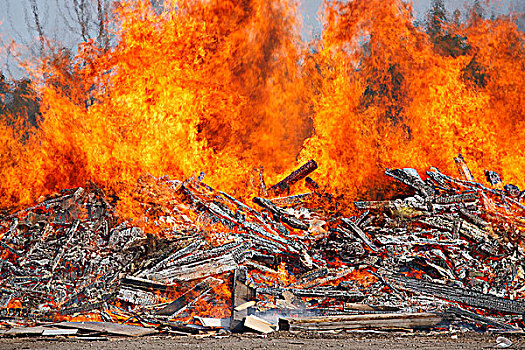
[
  {"xmin": 1, "ymin": 0, "xmax": 514, "ymax": 42},
  {"xmin": 0, "ymin": 0, "xmax": 517, "ymax": 76}
]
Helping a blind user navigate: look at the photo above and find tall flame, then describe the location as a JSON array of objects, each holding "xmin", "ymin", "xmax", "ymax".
[
  {"xmin": 0, "ymin": 0, "xmax": 524, "ymax": 212},
  {"xmin": 299, "ymin": 0, "xmax": 525, "ymax": 198}
]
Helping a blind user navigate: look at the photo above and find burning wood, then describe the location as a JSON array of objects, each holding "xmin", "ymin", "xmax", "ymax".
[
  {"xmin": 267, "ymin": 160, "xmax": 318, "ymax": 197},
  {"xmin": 1, "ymin": 155, "xmax": 525, "ymax": 337},
  {"xmin": 454, "ymin": 154, "xmax": 475, "ymax": 182}
]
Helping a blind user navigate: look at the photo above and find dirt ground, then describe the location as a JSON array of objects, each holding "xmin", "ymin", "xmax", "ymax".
[{"xmin": 0, "ymin": 331, "xmax": 523, "ymax": 350}]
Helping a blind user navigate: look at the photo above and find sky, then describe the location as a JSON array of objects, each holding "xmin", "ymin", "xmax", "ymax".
[
  {"xmin": 300, "ymin": 0, "xmax": 515, "ymax": 36},
  {"xmin": 0, "ymin": 0, "xmax": 518, "ymax": 77}
]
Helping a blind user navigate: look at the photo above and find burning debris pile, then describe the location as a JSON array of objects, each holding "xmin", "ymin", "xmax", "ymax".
[{"xmin": 1, "ymin": 156, "xmax": 525, "ymax": 338}]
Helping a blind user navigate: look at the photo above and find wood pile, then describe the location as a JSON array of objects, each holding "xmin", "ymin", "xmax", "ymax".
[{"xmin": 1, "ymin": 155, "xmax": 525, "ymax": 338}]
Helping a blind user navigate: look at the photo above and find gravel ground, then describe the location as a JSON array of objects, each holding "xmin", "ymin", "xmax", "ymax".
[{"xmin": 0, "ymin": 331, "xmax": 522, "ymax": 350}]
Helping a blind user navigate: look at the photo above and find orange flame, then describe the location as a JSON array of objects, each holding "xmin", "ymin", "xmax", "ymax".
[{"xmin": 0, "ymin": 0, "xmax": 523, "ymax": 211}]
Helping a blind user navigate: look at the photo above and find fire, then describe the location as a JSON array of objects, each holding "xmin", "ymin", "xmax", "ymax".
[
  {"xmin": 0, "ymin": 0, "xmax": 524, "ymax": 220},
  {"xmin": 299, "ymin": 0, "xmax": 525, "ymax": 200},
  {"xmin": 1, "ymin": 0, "xmax": 312, "ymax": 212},
  {"xmin": 0, "ymin": 0, "xmax": 523, "ymax": 328}
]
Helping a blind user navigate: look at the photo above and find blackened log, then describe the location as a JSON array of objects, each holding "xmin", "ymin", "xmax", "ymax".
[
  {"xmin": 418, "ymin": 215, "xmax": 490, "ymax": 244},
  {"xmin": 233, "ymin": 231, "xmax": 288, "ymax": 254},
  {"xmin": 256, "ymin": 167, "xmax": 268, "ymax": 197},
  {"xmin": 59, "ymin": 293, "xmax": 116, "ymax": 315},
  {"xmin": 504, "ymin": 184, "xmax": 521, "ymax": 198},
  {"xmin": 197, "ymin": 172, "xmax": 205, "ymax": 182},
  {"xmin": 354, "ymin": 200, "xmax": 394, "ymax": 211},
  {"xmin": 141, "ymin": 239, "xmax": 204, "ymax": 276},
  {"xmin": 219, "ymin": 191, "xmax": 261, "ymax": 217},
  {"xmin": 485, "ymin": 171, "xmax": 501, "ymax": 186},
  {"xmin": 305, "ymin": 177, "xmax": 320, "ymax": 191},
  {"xmin": 268, "ymin": 160, "xmax": 318, "ymax": 196},
  {"xmin": 456, "ymin": 204, "xmax": 490, "ymax": 228},
  {"xmin": 51, "ymin": 220, "xmax": 80, "ymax": 271},
  {"xmin": 241, "ymin": 221, "xmax": 299, "ymax": 253},
  {"xmin": 0, "ymin": 241, "xmax": 22, "ymax": 258},
  {"xmin": 160, "ymin": 241, "xmax": 240, "ymax": 269},
  {"xmin": 355, "ymin": 210, "xmax": 370, "ymax": 227},
  {"xmin": 448, "ymin": 307, "xmax": 519, "ymax": 331},
  {"xmin": 121, "ymin": 276, "xmax": 170, "ymax": 292},
  {"xmin": 293, "ymin": 268, "xmax": 329, "ymax": 287},
  {"xmin": 251, "ymin": 253, "xmax": 279, "ymax": 266},
  {"xmin": 296, "ymin": 268, "xmax": 355, "ymax": 289},
  {"xmin": 340, "ymin": 218, "xmax": 379, "ymax": 253},
  {"xmin": 252, "ymin": 197, "xmax": 309, "ymax": 231},
  {"xmin": 433, "ymin": 192, "xmax": 477, "ymax": 205},
  {"xmin": 385, "ymin": 274, "xmax": 525, "ymax": 315},
  {"xmin": 153, "ymin": 242, "xmax": 252, "ymax": 282},
  {"xmin": 7, "ymin": 194, "xmax": 74, "ymax": 220},
  {"xmin": 245, "ymin": 260, "xmax": 281, "ymax": 275},
  {"xmin": 384, "ymin": 168, "xmax": 435, "ymax": 197},
  {"xmin": 256, "ymin": 287, "xmax": 364, "ymax": 300},
  {"xmin": 271, "ymin": 193, "xmax": 313, "ymax": 207}
]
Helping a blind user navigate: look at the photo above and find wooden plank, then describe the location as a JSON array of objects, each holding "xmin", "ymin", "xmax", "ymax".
[
  {"xmin": 230, "ymin": 268, "xmax": 256, "ymax": 332},
  {"xmin": 279, "ymin": 312, "xmax": 445, "ymax": 331},
  {"xmin": 244, "ymin": 315, "xmax": 275, "ymax": 334},
  {"xmin": 0, "ymin": 326, "xmax": 54, "ymax": 336},
  {"xmin": 52, "ymin": 322, "xmax": 158, "ymax": 337},
  {"xmin": 234, "ymin": 301, "xmax": 256, "ymax": 312},
  {"xmin": 42, "ymin": 329, "xmax": 79, "ymax": 336},
  {"xmin": 194, "ymin": 317, "xmax": 231, "ymax": 328}
]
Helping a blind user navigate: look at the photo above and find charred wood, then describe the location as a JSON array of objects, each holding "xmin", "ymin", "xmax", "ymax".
[
  {"xmin": 305, "ymin": 177, "xmax": 320, "ymax": 191},
  {"xmin": 268, "ymin": 160, "xmax": 318, "ymax": 197},
  {"xmin": 454, "ymin": 154, "xmax": 474, "ymax": 181},
  {"xmin": 271, "ymin": 193, "xmax": 313, "ymax": 207},
  {"xmin": 385, "ymin": 274, "xmax": 525, "ymax": 314},
  {"xmin": 253, "ymin": 197, "xmax": 308, "ymax": 230},
  {"xmin": 485, "ymin": 171, "xmax": 502, "ymax": 186},
  {"xmin": 340, "ymin": 218, "xmax": 379, "ymax": 253},
  {"xmin": 256, "ymin": 286, "xmax": 364, "ymax": 300},
  {"xmin": 448, "ymin": 307, "xmax": 519, "ymax": 331},
  {"xmin": 384, "ymin": 168, "xmax": 435, "ymax": 197}
]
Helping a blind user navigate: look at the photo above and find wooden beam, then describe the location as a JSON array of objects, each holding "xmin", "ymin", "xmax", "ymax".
[{"xmin": 279, "ymin": 312, "xmax": 446, "ymax": 331}]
